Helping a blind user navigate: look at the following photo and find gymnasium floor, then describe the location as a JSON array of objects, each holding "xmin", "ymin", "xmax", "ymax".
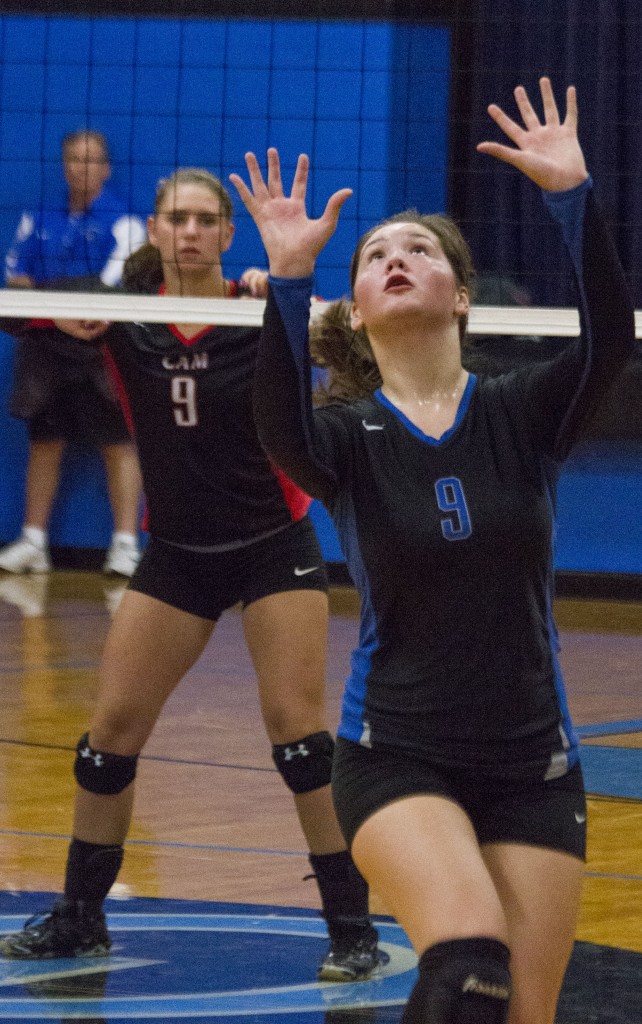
[{"xmin": 0, "ymin": 572, "xmax": 640, "ymax": 1022}]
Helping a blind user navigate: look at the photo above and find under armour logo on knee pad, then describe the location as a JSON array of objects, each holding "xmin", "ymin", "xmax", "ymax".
[
  {"xmin": 272, "ymin": 732, "xmax": 333, "ymax": 794},
  {"xmin": 284, "ymin": 743, "xmax": 310, "ymax": 761},
  {"xmin": 80, "ymin": 745, "xmax": 104, "ymax": 768}
]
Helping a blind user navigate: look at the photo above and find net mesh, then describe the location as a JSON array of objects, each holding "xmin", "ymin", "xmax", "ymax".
[
  {"xmin": 0, "ymin": 9, "xmax": 640, "ymax": 355},
  {"xmin": 0, "ymin": 3, "xmax": 640, "ymax": 577}
]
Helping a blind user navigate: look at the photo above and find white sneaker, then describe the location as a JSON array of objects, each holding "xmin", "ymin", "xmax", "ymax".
[
  {"xmin": 0, "ymin": 575, "xmax": 48, "ymax": 617},
  {"xmin": 103, "ymin": 538, "xmax": 140, "ymax": 577},
  {"xmin": 0, "ymin": 537, "xmax": 51, "ymax": 574}
]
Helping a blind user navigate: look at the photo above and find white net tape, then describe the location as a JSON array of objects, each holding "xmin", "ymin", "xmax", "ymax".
[{"xmin": 0, "ymin": 289, "xmax": 641, "ymax": 337}]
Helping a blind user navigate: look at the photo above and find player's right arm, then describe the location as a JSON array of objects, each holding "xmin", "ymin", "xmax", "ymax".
[
  {"xmin": 255, "ymin": 276, "xmax": 347, "ymax": 504},
  {"xmin": 230, "ymin": 148, "xmax": 352, "ymax": 504}
]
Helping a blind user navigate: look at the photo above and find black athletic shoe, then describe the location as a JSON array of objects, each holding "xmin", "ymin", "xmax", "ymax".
[
  {"xmin": 0, "ymin": 899, "xmax": 111, "ymax": 960},
  {"xmin": 318, "ymin": 923, "xmax": 389, "ymax": 982}
]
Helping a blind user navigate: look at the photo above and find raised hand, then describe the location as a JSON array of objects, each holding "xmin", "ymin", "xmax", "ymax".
[
  {"xmin": 238, "ymin": 267, "xmax": 269, "ymax": 298},
  {"xmin": 476, "ymin": 76, "xmax": 588, "ymax": 192},
  {"xmin": 230, "ymin": 148, "xmax": 352, "ymax": 279}
]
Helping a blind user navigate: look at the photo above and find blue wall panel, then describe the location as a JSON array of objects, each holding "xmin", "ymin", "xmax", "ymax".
[
  {"xmin": 0, "ymin": 13, "xmax": 450, "ymax": 552},
  {"xmin": 0, "ymin": 12, "xmax": 639, "ymax": 579},
  {"xmin": 555, "ymin": 444, "xmax": 642, "ymax": 575}
]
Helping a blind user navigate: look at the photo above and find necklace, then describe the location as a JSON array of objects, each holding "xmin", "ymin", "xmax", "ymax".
[{"xmin": 389, "ymin": 370, "xmax": 468, "ymax": 408}]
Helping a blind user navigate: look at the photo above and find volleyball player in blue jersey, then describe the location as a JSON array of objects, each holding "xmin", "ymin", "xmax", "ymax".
[
  {"xmin": 231, "ymin": 79, "xmax": 635, "ymax": 1023},
  {"xmin": 0, "ymin": 168, "xmax": 382, "ymax": 982}
]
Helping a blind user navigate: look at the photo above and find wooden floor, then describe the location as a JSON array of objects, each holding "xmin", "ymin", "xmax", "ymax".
[{"xmin": 1, "ymin": 571, "xmax": 641, "ymax": 956}]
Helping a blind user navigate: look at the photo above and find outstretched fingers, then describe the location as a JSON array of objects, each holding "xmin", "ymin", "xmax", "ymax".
[
  {"xmin": 230, "ymin": 149, "xmax": 308, "ymax": 207},
  {"xmin": 229, "ymin": 151, "xmax": 268, "ymax": 212},
  {"xmin": 563, "ymin": 85, "xmax": 578, "ymax": 131},
  {"xmin": 290, "ymin": 152, "xmax": 310, "ymax": 202},
  {"xmin": 229, "ymin": 148, "xmax": 352, "ymax": 276},
  {"xmin": 483, "ymin": 103, "xmax": 525, "ymax": 148},
  {"xmin": 476, "ymin": 75, "xmax": 587, "ymax": 191},
  {"xmin": 538, "ymin": 76, "xmax": 561, "ymax": 126},
  {"xmin": 513, "ymin": 83, "xmax": 542, "ymax": 129},
  {"xmin": 266, "ymin": 147, "xmax": 284, "ymax": 198},
  {"xmin": 321, "ymin": 188, "xmax": 354, "ymax": 231},
  {"xmin": 481, "ymin": 76, "xmax": 562, "ymax": 150}
]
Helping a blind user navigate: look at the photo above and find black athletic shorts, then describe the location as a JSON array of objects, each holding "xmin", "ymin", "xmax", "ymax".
[
  {"xmin": 128, "ymin": 515, "xmax": 328, "ymax": 621},
  {"xmin": 332, "ymin": 736, "xmax": 587, "ymax": 861},
  {"xmin": 28, "ymin": 382, "xmax": 131, "ymax": 446}
]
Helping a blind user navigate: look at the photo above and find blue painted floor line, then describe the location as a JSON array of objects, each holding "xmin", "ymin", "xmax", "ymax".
[
  {"xmin": 0, "ymin": 894, "xmax": 639, "ymax": 1022},
  {"xmin": 579, "ymin": 745, "xmax": 642, "ymax": 800},
  {"xmin": 577, "ymin": 719, "xmax": 642, "ymax": 738}
]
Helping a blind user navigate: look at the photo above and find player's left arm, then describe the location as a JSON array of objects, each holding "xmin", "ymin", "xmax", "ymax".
[
  {"xmin": 545, "ymin": 183, "xmax": 634, "ymax": 458},
  {"xmin": 496, "ymin": 183, "xmax": 635, "ymax": 460},
  {"xmin": 477, "ymin": 79, "xmax": 635, "ymax": 458}
]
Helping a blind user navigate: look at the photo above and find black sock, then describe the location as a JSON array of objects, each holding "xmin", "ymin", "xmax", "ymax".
[
  {"xmin": 64, "ymin": 837, "xmax": 124, "ymax": 909},
  {"xmin": 308, "ymin": 851, "xmax": 370, "ymax": 936}
]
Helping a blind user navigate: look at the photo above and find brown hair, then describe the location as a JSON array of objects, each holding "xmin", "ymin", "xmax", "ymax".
[
  {"xmin": 122, "ymin": 168, "xmax": 233, "ymax": 294},
  {"xmin": 313, "ymin": 210, "xmax": 476, "ymax": 406},
  {"xmin": 311, "ymin": 299, "xmax": 382, "ymax": 405}
]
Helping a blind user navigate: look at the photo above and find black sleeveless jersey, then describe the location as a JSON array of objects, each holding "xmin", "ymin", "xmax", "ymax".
[
  {"xmin": 253, "ymin": 182, "xmax": 635, "ymax": 780},
  {"xmin": 102, "ymin": 319, "xmax": 310, "ymax": 549}
]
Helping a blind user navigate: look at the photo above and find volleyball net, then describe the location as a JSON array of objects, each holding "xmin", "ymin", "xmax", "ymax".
[
  {"xmin": 0, "ymin": 5, "xmax": 640, "ymax": 338},
  {"xmin": 0, "ymin": 2, "xmax": 640, "ymax": 581},
  {"xmin": 1, "ymin": 289, "xmax": 641, "ymax": 342}
]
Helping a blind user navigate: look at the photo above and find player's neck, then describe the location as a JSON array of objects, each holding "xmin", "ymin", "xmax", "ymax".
[
  {"xmin": 380, "ymin": 359, "xmax": 469, "ymax": 439},
  {"xmin": 373, "ymin": 323, "xmax": 463, "ymax": 403},
  {"xmin": 67, "ymin": 185, "xmax": 103, "ymax": 215},
  {"xmin": 161, "ymin": 267, "xmax": 228, "ymax": 299},
  {"xmin": 381, "ymin": 365, "xmax": 468, "ymax": 407}
]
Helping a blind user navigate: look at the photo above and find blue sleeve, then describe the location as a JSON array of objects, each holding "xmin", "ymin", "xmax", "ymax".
[
  {"xmin": 499, "ymin": 179, "xmax": 635, "ymax": 460},
  {"xmin": 253, "ymin": 276, "xmax": 346, "ymax": 504}
]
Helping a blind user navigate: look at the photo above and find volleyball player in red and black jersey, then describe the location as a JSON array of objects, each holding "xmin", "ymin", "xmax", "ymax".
[
  {"xmin": 0, "ymin": 169, "xmax": 384, "ymax": 982},
  {"xmin": 231, "ymin": 81, "xmax": 635, "ymax": 1023}
]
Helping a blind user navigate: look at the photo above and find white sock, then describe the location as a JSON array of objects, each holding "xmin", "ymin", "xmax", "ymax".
[
  {"xmin": 111, "ymin": 531, "xmax": 137, "ymax": 548},
  {"xmin": 23, "ymin": 526, "xmax": 47, "ymax": 548}
]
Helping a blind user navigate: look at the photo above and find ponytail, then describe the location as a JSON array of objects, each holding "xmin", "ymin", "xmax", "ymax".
[
  {"xmin": 122, "ymin": 242, "xmax": 163, "ymax": 295},
  {"xmin": 310, "ymin": 299, "xmax": 382, "ymax": 406}
]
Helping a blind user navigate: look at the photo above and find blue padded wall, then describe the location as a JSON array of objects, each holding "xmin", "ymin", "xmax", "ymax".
[{"xmin": 0, "ymin": 13, "xmax": 449, "ymax": 551}]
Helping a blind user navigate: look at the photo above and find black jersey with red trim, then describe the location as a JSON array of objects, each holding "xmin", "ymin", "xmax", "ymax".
[
  {"xmin": 253, "ymin": 181, "xmax": 635, "ymax": 780},
  {"xmin": 0, "ymin": 291, "xmax": 311, "ymax": 548},
  {"xmin": 102, "ymin": 317, "xmax": 310, "ymax": 549}
]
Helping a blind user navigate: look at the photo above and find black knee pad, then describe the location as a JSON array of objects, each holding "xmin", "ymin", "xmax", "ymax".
[
  {"xmin": 272, "ymin": 730, "xmax": 334, "ymax": 794},
  {"xmin": 402, "ymin": 937, "xmax": 511, "ymax": 1024},
  {"xmin": 74, "ymin": 732, "xmax": 139, "ymax": 795}
]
